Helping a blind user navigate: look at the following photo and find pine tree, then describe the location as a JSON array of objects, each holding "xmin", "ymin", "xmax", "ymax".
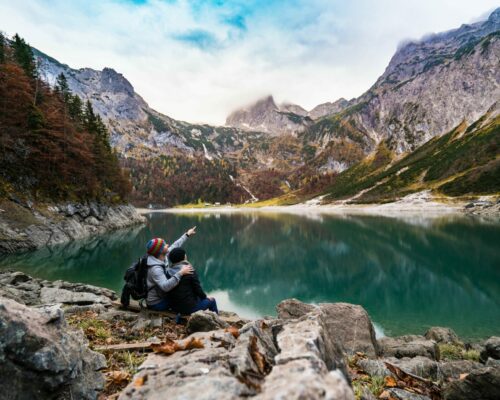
[
  {"xmin": 55, "ymin": 72, "xmax": 70, "ymax": 102},
  {"xmin": 0, "ymin": 32, "xmax": 5, "ymax": 64},
  {"xmin": 68, "ymin": 94, "xmax": 83, "ymax": 122},
  {"xmin": 11, "ymin": 34, "xmax": 36, "ymax": 79},
  {"xmin": 84, "ymin": 100, "xmax": 97, "ymax": 132}
]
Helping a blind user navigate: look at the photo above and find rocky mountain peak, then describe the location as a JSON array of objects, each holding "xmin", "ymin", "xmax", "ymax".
[
  {"xmin": 226, "ymin": 95, "xmax": 313, "ymax": 136},
  {"xmin": 308, "ymin": 98, "xmax": 351, "ymax": 120},
  {"xmin": 100, "ymin": 67, "xmax": 135, "ymax": 96},
  {"xmin": 488, "ymin": 7, "xmax": 500, "ymax": 23}
]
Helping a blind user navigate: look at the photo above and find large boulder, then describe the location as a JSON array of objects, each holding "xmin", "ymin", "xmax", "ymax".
[
  {"xmin": 480, "ymin": 337, "xmax": 500, "ymax": 362},
  {"xmin": 378, "ymin": 335, "xmax": 439, "ymax": 360},
  {"xmin": 438, "ymin": 360, "xmax": 484, "ymax": 380},
  {"xmin": 186, "ymin": 310, "xmax": 229, "ymax": 334},
  {"xmin": 0, "ymin": 270, "xmax": 116, "ymax": 312},
  {"xmin": 443, "ymin": 366, "xmax": 500, "ymax": 400},
  {"xmin": 424, "ymin": 327, "xmax": 460, "ymax": 344},
  {"xmin": 276, "ymin": 299, "xmax": 379, "ymax": 358},
  {"xmin": 276, "ymin": 298, "xmax": 317, "ymax": 319},
  {"xmin": 120, "ymin": 313, "xmax": 355, "ymax": 399},
  {"xmin": 256, "ymin": 361, "xmax": 353, "ymax": 400},
  {"xmin": 0, "ymin": 297, "xmax": 106, "ymax": 400}
]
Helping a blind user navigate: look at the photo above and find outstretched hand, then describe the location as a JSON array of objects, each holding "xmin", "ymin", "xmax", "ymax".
[{"xmin": 187, "ymin": 226, "xmax": 197, "ymax": 237}]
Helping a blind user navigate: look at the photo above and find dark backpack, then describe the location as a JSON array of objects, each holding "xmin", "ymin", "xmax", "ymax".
[{"xmin": 120, "ymin": 255, "xmax": 163, "ymax": 307}]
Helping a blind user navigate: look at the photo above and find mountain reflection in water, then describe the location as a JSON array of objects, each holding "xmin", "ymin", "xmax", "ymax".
[{"xmin": 1, "ymin": 211, "xmax": 499, "ymax": 339}]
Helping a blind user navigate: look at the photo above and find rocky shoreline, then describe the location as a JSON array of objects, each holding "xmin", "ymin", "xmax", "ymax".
[
  {"xmin": 0, "ymin": 199, "xmax": 145, "ymax": 254},
  {"xmin": 0, "ymin": 270, "xmax": 499, "ymax": 400}
]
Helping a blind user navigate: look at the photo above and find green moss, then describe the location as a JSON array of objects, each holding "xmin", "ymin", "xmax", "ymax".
[{"xmin": 438, "ymin": 343, "xmax": 480, "ymax": 362}]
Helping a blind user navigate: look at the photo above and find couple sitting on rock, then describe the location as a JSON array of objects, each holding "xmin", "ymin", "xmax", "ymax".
[{"xmin": 145, "ymin": 226, "xmax": 218, "ymax": 316}]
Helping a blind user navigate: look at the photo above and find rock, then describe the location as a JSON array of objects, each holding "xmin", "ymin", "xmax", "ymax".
[
  {"xmin": 389, "ymin": 356, "xmax": 439, "ymax": 380},
  {"xmin": 425, "ymin": 327, "xmax": 460, "ymax": 344},
  {"xmin": 277, "ymin": 299, "xmax": 379, "ymax": 358},
  {"xmin": 219, "ymin": 310, "xmax": 251, "ymax": 328},
  {"xmin": 256, "ymin": 360, "xmax": 354, "ymax": 400},
  {"xmin": 358, "ymin": 357, "xmax": 439, "ymax": 380},
  {"xmin": 443, "ymin": 366, "xmax": 500, "ymax": 400},
  {"xmin": 186, "ymin": 310, "xmax": 230, "ymax": 334},
  {"xmin": 480, "ymin": 336, "xmax": 500, "ymax": 362},
  {"xmin": 384, "ymin": 388, "xmax": 431, "ymax": 400},
  {"xmin": 0, "ymin": 200, "xmax": 145, "ymax": 255},
  {"xmin": 130, "ymin": 317, "xmax": 152, "ymax": 334},
  {"xmin": 357, "ymin": 359, "xmax": 391, "ymax": 377},
  {"xmin": 121, "ymin": 312, "xmax": 355, "ymax": 399},
  {"xmin": 378, "ymin": 335, "xmax": 439, "ymax": 360},
  {"xmin": 274, "ymin": 311, "xmax": 346, "ymax": 371},
  {"xmin": 438, "ymin": 360, "xmax": 484, "ymax": 380},
  {"xmin": 40, "ymin": 287, "xmax": 112, "ymax": 306},
  {"xmin": 318, "ymin": 302, "xmax": 379, "ymax": 358},
  {"xmin": 486, "ymin": 358, "xmax": 500, "ymax": 367},
  {"xmin": 0, "ymin": 296, "xmax": 105, "ymax": 400},
  {"xmin": 276, "ymin": 298, "xmax": 316, "ymax": 319}
]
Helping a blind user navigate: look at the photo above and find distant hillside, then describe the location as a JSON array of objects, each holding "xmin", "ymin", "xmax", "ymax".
[
  {"xmin": 0, "ymin": 34, "xmax": 130, "ymax": 203},
  {"xmin": 322, "ymin": 103, "xmax": 500, "ymax": 203}
]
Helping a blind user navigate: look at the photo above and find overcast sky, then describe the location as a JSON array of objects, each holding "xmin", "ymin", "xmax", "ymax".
[{"xmin": 0, "ymin": 0, "xmax": 498, "ymax": 125}]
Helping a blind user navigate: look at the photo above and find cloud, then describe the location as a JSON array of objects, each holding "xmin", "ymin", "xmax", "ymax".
[{"xmin": 0, "ymin": 0, "xmax": 498, "ymax": 125}]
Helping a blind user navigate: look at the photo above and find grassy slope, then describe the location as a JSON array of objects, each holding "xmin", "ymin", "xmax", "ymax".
[{"xmin": 321, "ymin": 109, "xmax": 499, "ymax": 203}]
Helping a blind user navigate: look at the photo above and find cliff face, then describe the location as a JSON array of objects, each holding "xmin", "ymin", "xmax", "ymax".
[
  {"xmin": 304, "ymin": 9, "xmax": 500, "ymax": 153},
  {"xmin": 225, "ymin": 95, "xmax": 313, "ymax": 136}
]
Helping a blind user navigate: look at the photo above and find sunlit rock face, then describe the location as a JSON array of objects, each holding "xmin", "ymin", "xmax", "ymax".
[
  {"xmin": 303, "ymin": 8, "xmax": 500, "ymax": 153},
  {"xmin": 226, "ymin": 95, "xmax": 314, "ymax": 136}
]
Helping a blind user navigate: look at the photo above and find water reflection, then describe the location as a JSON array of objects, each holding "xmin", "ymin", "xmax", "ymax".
[{"xmin": 1, "ymin": 212, "xmax": 499, "ymax": 339}]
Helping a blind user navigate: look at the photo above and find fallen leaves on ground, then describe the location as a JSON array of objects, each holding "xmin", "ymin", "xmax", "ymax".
[
  {"xmin": 106, "ymin": 370, "xmax": 131, "ymax": 385},
  {"xmin": 134, "ymin": 375, "xmax": 148, "ymax": 387},
  {"xmin": 151, "ymin": 336, "xmax": 204, "ymax": 355},
  {"xmin": 225, "ymin": 326, "xmax": 240, "ymax": 339}
]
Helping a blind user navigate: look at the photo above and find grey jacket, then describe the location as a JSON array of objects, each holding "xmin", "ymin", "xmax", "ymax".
[{"xmin": 146, "ymin": 233, "xmax": 189, "ymax": 306}]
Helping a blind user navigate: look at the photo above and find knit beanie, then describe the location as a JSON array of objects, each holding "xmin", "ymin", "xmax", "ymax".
[
  {"xmin": 146, "ymin": 238, "xmax": 166, "ymax": 258},
  {"xmin": 168, "ymin": 247, "xmax": 186, "ymax": 264}
]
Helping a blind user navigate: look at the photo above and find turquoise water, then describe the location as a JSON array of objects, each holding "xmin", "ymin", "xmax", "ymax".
[{"xmin": 1, "ymin": 211, "xmax": 499, "ymax": 339}]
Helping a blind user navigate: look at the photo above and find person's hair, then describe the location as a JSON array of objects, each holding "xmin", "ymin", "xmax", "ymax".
[{"xmin": 168, "ymin": 247, "xmax": 186, "ymax": 264}]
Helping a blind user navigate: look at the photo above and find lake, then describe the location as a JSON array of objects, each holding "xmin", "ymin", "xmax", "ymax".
[{"xmin": 1, "ymin": 211, "xmax": 499, "ymax": 340}]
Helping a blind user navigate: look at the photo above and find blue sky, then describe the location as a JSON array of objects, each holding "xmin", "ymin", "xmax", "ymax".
[{"xmin": 0, "ymin": 0, "xmax": 498, "ymax": 124}]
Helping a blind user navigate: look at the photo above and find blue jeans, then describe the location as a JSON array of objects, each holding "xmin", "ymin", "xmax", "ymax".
[
  {"xmin": 147, "ymin": 298, "xmax": 171, "ymax": 311},
  {"xmin": 191, "ymin": 298, "xmax": 218, "ymax": 314}
]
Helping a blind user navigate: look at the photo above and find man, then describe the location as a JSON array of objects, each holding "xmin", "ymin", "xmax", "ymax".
[
  {"xmin": 166, "ymin": 247, "xmax": 218, "ymax": 315},
  {"xmin": 146, "ymin": 226, "xmax": 197, "ymax": 311}
]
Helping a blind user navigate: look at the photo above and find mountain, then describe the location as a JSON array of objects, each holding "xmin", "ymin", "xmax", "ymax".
[
  {"xmin": 225, "ymin": 95, "xmax": 313, "ymax": 136},
  {"xmin": 303, "ymin": 8, "xmax": 500, "ymax": 154},
  {"xmin": 34, "ymin": 48, "xmax": 269, "ymax": 159},
  {"xmin": 308, "ymin": 98, "xmax": 351, "ymax": 120},
  {"xmin": 26, "ymin": 8, "xmax": 500, "ymax": 206},
  {"xmin": 321, "ymin": 102, "xmax": 500, "ymax": 203},
  {"xmin": 224, "ymin": 96, "xmax": 353, "ymax": 135}
]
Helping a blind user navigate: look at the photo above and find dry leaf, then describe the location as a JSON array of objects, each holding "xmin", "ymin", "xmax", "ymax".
[
  {"xmin": 378, "ymin": 390, "xmax": 390, "ymax": 399},
  {"xmin": 459, "ymin": 373, "xmax": 469, "ymax": 380},
  {"xmin": 225, "ymin": 326, "xmax": 240, "ymax": 339},
  {"xmin": 249, "ymin": 335, "xmax": 269, "ymax": 375},
  {"xmin": 134, "ymin": 374, "xmax": 147, "ymax": 387},
  {"xmin": 105, "ymin": 337, "xmax": 113, "ymax": 344},
  {"xmin": 183, "ymin": 337, "xmax": 205, "ymax": 350},
  {"xmin": 384, "ymin": 376, "xmax": 397, "ymax": 388},
  {"xmin": 107, "ymin": 370, "xmax": 131, "ymax": 385},
  {"xmin": 151, "ymin": 338, "xmax": 178, "ymax": 355}
]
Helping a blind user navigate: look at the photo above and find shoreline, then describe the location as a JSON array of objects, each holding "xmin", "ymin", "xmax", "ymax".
[{"xmin": 137, "ymin": 192, "xmax": 499, "ymax": 217}]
